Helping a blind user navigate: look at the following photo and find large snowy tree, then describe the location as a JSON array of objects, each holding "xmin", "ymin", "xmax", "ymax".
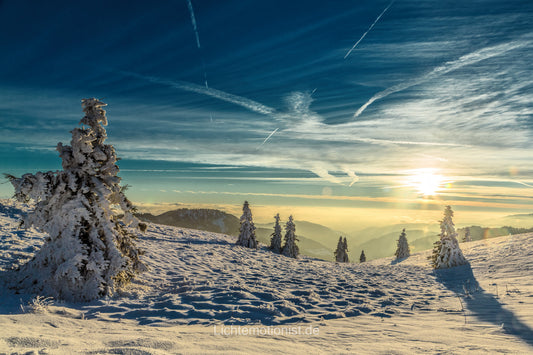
[
  {"xmin": 394, "ymin": 228, "xmax": 410, "ymax": 260},
  {"xmin": 269, "ymin": 213, "xmax": 282, "ymax": 253},
  {"xmin": 6, "ymin": 98, "xmax": 147, "ymax": 301},
  {"xmin": 281, "ymin": 215, "xmax": 299, "ymax": 258},
  {"xmin": 334, "ymin": 236, "xmax": 349, "ymax": 262},
  {"xmin": 236, "ymin": 201, "xmax": 257, "ymax": 248},
  {"xmin": 429, "ymin": 206, "xmax": 468, "ymax": 269}
]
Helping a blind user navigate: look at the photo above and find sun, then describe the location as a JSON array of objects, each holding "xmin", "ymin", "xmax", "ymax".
[{"xmin": 407, "ymin": 169, "xmax": 446, "ymax": 196}]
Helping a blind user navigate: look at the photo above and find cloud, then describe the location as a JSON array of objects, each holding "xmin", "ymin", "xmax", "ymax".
[
  {"xmin": 120, "ymin": 71, "xmax": 276, "ymax": 115},
  {"xmin": 353, "ymin": 39, "xmax": 530, "ymax": 118},
  {"xmin": 310, "ymin": 166, "xmax": 343, "ymax": 185},
  {"xmin": 172, "ymin": 189, "xmax": 533, "ymax": 210},
  {"xmin": 342, "ymin": 167, "xmax": 359, "ymax": 187}
]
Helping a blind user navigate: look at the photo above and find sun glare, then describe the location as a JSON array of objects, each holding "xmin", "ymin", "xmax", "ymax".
[{"xmin": 407, "ymin": 169, "xmax": 446, "ymax": 196}]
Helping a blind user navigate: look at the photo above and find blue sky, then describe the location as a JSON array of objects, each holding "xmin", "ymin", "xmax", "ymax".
[{"xmin": 1, "ymin": 0, "xmax": 532, "ymax": 231}]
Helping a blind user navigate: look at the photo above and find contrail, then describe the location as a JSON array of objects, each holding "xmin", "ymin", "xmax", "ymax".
[
  {"xmin": 121, "ymin": 71, "xmax": 275, "ymax": 115},
  {"xmin": 515, "ymin": 181, "xmax": 533, "ymax": 188},
  {"xmin": 186, "ymin": 0, "xmax": 201, "ymax": 49},
  {"xmin": 186, "ymin": 0, "xmax": 209, "ymax": 89},
  {"xmin": 344, "ymin": 0, "xmax": 395, "ymax": 60},
  {"xmin": 256, "ymin": 128, "xmax": 279, "ymax": 149},
  {"xmin": 353, "ymin": 40, "xmax": 528, "ymax": 118}
]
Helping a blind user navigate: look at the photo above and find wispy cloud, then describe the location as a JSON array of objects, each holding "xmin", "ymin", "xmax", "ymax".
[
  {"xmin": 342, "ymin": 167, "xmax": 359, "ymax": 187},
  {"xmin": 120, "ymin": 71, "xmax": 275, "ymax": 115},
  {"xmin": 172, "ymin": 189, "xmax": 533, "ymax": 210},
  {"xmin": 353, "ymin": 39, "xmax": 530, "ymax": 118}
]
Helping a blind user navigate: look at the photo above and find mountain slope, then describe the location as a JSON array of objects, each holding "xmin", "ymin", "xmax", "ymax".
[
  {"xmin": 138, "ymin": 209, "xmax": 334, "ymax": 260},
  {"xmin": 0, "ymin": 199, "xmax": 456, "ymax": 325},
  {"xmin": 351, "ymin": 228, "xmax": 439, "ymax": 261},
  {"xmin": 137, "ymin": 209, "xmax": 240, "ymax": 235},
  {"xmin": 1, "ymin": 199, "xmax": 533, "ymax": 353}
]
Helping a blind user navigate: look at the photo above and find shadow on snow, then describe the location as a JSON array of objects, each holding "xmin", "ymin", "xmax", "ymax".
[{"xmin": 434, "ymin": 263, "xmax": 533, "ymax": 347}]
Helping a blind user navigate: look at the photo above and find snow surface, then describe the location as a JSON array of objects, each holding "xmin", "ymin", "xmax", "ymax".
[{"xmin": 1, "ymin": 199, "xmax": 533, "ymax": 353}]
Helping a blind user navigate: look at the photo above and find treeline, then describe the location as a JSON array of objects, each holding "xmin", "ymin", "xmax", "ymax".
[{"xmin": 458, "ymin": 226, "xmax": 533, "ymax": 241}]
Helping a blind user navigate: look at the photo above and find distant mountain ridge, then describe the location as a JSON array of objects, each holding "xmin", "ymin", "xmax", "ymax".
[
  {"xmin": 137, "ymin": 208, "xmax": 335, "ymax": 260},
  {"xmin": 350, "ymin": 227, "xmax": 440, "ymax": 261},
  {"xmin": 136, "ymin": 209, "xmax": 240, "ymax": 235}
]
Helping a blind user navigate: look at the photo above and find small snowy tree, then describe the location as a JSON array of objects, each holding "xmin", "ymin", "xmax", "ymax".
[
  {"xmin": 281, "ymin": 215, "xmax": 299, "ymax": 258},
  {"xmin": 463, "ymin": 227, "xmax": 472, "ymax": 242},
  {"xmin": 334, "ymin": 236, "xmax": 349, "ymax": 262},
  {"xmin": 343, "ymin": 237, "xmax": 350, "ymax": 262},
  {"xmin": 236, "ymin": 201, "xmax": 257, "ymax": 248},
  {"xmin": 269, "ymin": 213, "xmax": 282, "ymax": 253},
  {"xmin": 6, "ymin": 98, "xmax": 147, "ymax": 301},
  {"xmin": 359, "ymin": 250, "xmax": 366, "ymax": 263},
  {"xmin": 429, "ymin": 206, "xmax": 468, "ymax": 269},
  {"xmin": 394, "ymin": 228, "xmax": 410, "ymax": 260}
]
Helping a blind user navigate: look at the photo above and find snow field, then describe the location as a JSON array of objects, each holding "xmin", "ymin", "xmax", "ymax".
[{"xmin": 1, "ymin": 200, "xmax": 533, "ymax": 353}]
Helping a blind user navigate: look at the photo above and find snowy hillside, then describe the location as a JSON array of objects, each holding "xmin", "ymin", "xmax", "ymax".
[
  {"xmin": 1, "ymin": 199, "xmax": 533, "ymax": 353},
  {"xmin": 138, "ymin": 209, "xmax": 335, "ymax": 261},
  {"xmin": 137, "ymin": 208, "xmax": 241, "ymax": 236}
]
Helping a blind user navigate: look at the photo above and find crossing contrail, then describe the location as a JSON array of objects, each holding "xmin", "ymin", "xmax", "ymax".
[
  {"xmin": 353, "ymin": 40, "xmax": 528, "ymax": 118},
  {"xmin": 344, "ymin": 0, "xmax": 395, "ymax": 59},
  {"xmin": 186, "ymin": 0, "xmax": 209, "ymax": 89},
  {"xmin": 186, "ymin": 0, "xmax": 201, "ymax": 49},
  {"xmin": 256, "ymin": 128, "xmax": 279, "ymax": 149}
]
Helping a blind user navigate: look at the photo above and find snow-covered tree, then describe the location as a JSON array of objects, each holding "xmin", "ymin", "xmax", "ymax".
[
  {"xmin": 236, "ymin": 201, "xmax": 257, "ymax": 248},
  {"xmin": 281, "ymin": 215, "xmax": 299, "ymax": 258},
  {"xmin": 334, "ymin": 236, "xmax": 349, "ymax": 262},
  {"xmin": 359, "ymin": 250, "xmax": 366, "ymax": 263},
  {"xmin": 394, "ymin": 228, "xmax": 410, "ymax": 260},
  {"xmin": 6, "ymin": 98, "xmax": 147, "ymax": 301},
  {"xmin": 269, "ymin": 213, "xmax": 282, "ymax": 253},
  {"xmin": 429, "ymin": 206, "xmax": 468, "ymax": 269},
  {"xmin": 463, "ymin": 227, "xmax": 472, "ymax": 242}
]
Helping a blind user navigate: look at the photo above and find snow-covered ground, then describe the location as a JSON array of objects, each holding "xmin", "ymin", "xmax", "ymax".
[{"xmin": 1, "ymin": 199, "xmax": 532, "ymax": 354}]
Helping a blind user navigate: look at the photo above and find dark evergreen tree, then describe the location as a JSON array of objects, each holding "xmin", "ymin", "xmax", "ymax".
[
  {"xmin": 463, "ymin": 227, "xmax": 472, "ymax": 242},
  {"xmin": 236, "ymin": 201, "xmax": 257, "ymax": 248},
  {"xmin": 359, "ymin": 250, "xmax": 366, "ymax": 263},
  {"xmin": 269, "ymin": 213, "xmax": 282, "ymax": 253},
  {"xmin": 281, "ymin": 215, "xmax": 299, "ymax": 258},
  {"xmin": 394, "ymin": 228, "xmax": 410, "ymax": 260},
  {"xmin": 334, "ymin": 236, "xmax": 349, "ymax": 262}
]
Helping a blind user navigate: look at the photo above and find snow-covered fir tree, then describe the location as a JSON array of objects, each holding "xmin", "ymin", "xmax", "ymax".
[
  {"xmin": 394, "ymin": 228, "xmax": 410, "ymax": 260},
  {"xmin": 281, "ymin": 215, "xmax": 299, "ymax": 258},
  {"xmin": 463, "ymin": 227, "xmax": 472, "ymax": 242},
  {"xmin": 359, "ymin": 250, "xmax": 366, "ymax": 263},
  {"xmin": 269, "ymin": 213, "xmax": 282, "ymax": 253},
  {"xmin": 429, "ymin": 206, "xmax": 468, "ymax": 269},
  {"xmin": 334, "ymin": 236, "xmax": 349, "ymax": 262},
  {"xmin": 236, "ymin": 201, "xmax": 257, "ymax": 248},
  {"xmin": 343, "ymin": 236, "xmax": 350, "ymax": 262},
  {"xmin": 6, "ymin": 98, "xmax": 147, "ymax": 301}
]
